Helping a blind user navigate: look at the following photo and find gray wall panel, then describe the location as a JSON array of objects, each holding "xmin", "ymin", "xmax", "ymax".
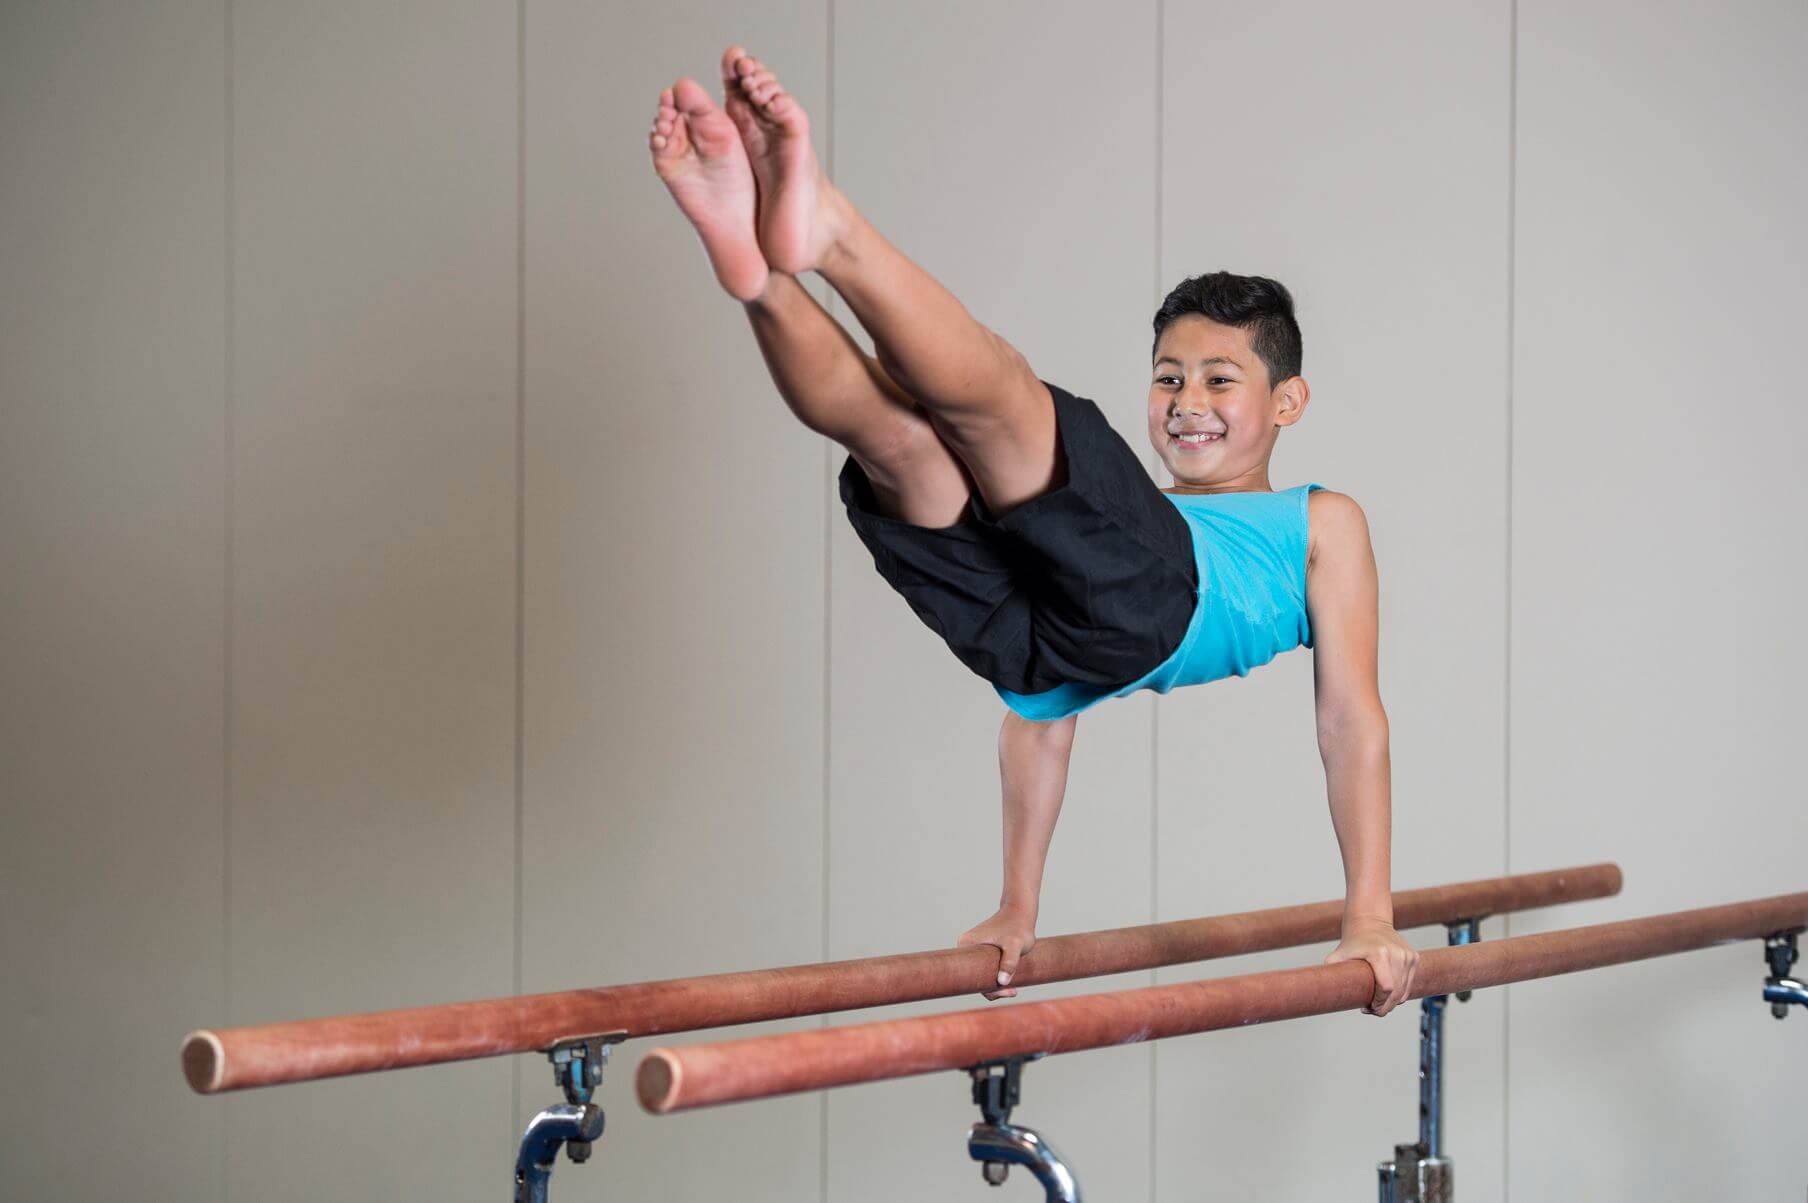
[
  {"xmin": 522, "ymin": 8, "xmax": 829, "ymax": 1198},
  {"xmin": 1156, "ymin": 3, "xmax": 1512, "ymax": 1197},
  {"xmin": 826, "ymin": 4, "xmax": 1160, "ymax": 1200},
  {"xmin": 1509, "ymin": 1, "xmax": 1807, "ymax": 1196},
  {"xmin": 226, "ymin": 3, "xmax": 519, "ymax": 1197},
  {"xmin": 7, "ymin": 2, "xmax": 1804, "ymax": 1198},
  {"xmin": 0, "ymin": 3, "xmax": 227, "ymax": 1199}
]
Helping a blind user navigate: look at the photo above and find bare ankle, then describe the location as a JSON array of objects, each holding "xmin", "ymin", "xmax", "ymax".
[
  {"xmin": 741, "ymin": 269, "xmax": 782, "ymax": 309},
  {"xmin": 814, "ymin": 185, "xmax": 864, "ymax": 277}
]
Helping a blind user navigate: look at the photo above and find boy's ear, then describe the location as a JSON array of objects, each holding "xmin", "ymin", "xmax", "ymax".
[{"xmin": 1272, "ymin": 376, "xmax": 1310, "ymax": 427}]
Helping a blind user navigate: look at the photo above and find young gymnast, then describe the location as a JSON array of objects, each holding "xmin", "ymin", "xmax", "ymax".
[{"xmin": 649, "ymin": 47, "xmax": 1419, "ymax": 1016}]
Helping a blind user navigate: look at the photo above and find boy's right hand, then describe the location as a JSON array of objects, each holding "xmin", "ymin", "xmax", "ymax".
[{"xmin": 956, "ymin": 907, "xmax": 1038, "ymax": 1000}]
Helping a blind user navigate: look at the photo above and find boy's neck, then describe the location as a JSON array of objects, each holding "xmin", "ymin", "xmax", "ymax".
[{"xmin": 1163, "ymin": 466, "xmax": 1275, "ymax": 495}]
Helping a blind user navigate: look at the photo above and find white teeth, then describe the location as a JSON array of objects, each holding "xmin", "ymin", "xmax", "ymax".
[{"xmin": 1176, "ymin": 432, "xmax": 1220, "ymax": 444}]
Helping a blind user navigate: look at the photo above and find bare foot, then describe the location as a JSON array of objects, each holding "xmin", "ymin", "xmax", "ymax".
[
  {"xmin": 721, "ymin": 46, "xmax": 847, "ymax": 275},
  {"xmin": 648, "ymin": 78, "xmax": 770, "ymax": 302}
]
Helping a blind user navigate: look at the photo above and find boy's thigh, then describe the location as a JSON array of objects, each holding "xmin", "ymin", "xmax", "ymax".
[
  {"xmin": 839, "ymin": 382, "xmax": 1199, "ymax": 696},
  {"xmin": 837, "ymin": 453, "xmax": 1041, "ymax": 691},
  {"xmin": 972, "ymin": 382, "xmax": 1199, "ymax": 689},
  {"xmin": 925, "ymin": 368, "xmax": 1062, "ymax": 518},
  {"xmin": 845, "ymin": 411, "xmax": 974, "ymax": 530}
]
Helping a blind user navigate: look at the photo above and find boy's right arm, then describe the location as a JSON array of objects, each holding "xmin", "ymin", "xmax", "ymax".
[{"xmin": 955, "ymin": 709, "xmax": 1078, "ymax": 999}]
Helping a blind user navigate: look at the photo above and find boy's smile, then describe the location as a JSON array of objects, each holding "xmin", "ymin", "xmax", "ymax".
[{"xmin": 1147, "ymin": 314, "xmax": 1308, "ymax": 494}]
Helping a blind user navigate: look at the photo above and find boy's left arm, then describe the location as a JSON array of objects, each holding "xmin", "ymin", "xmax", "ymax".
[{"xmin": 1304, "ymin": 491, "xmax": 1419, "ymax": 1017}]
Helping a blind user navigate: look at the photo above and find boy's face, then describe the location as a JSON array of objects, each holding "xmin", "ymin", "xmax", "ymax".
[{"xmin": 1146, "ymin": 315, "xmax": 1306, "ymax": 489}]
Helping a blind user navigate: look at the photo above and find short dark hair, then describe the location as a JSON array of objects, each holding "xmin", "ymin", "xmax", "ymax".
[{"xmin": 1152, "ymin": 272, "xmax": 1302, "ymax": 388}]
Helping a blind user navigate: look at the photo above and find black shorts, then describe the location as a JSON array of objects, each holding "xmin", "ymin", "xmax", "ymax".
[{"xmin": 838, "ymin": 380, "xmax": 1199, "ymax": 698}]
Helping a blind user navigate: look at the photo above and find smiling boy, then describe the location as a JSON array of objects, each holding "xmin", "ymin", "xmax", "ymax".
[{"xmin": 648, "ymin": 47, "xmax": 1418, "ymax": 1015}]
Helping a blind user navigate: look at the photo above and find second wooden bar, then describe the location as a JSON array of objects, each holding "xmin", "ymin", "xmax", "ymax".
[{"xmin": 637, "ymin": 891, "xmax": 1806, "ymax": 1113}]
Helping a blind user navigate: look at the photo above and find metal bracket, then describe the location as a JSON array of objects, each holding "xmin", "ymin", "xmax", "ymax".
[
  {"xmin": 970, "ymin": 1052, "xmax": 1038, "ymax": 1128},
  {"xmin": 963, "ymin": 1053, "xmax": 1081, "ymax": 1201},
  {"xmin": 512, "ymin": 1032, "xmax": 627, "ymax": 1203},
  {"xmin": 1378, "ymin": 1140, "xmax": 1452, "ymax": 1203},
  {"xmin": 1763, "ymin": 931, "xmax": 1807, "ymax": 1018},
  {"xmin": 1447, "ymin": 918, "xmax": 1480, "ymax": 1002}
]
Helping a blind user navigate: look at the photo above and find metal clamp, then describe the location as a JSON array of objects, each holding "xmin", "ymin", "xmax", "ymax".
[
  {"xmin": 1447, "ymin": 918, "xmax": 1480, "ymax": 1002},
  {"xmin": 964, "ymin": 1053, "xmax": 1081, "ymax": 1202},
  {"xmin": 513, "ymin": 1032, "xmax": 626, "ymax": 1203},
  {"xmin": 1763, "ymin": 932, "xmax": 1807, "ymax": 1018}
]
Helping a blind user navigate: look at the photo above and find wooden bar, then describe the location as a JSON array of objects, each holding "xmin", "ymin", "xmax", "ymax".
[
  {"xmin": 182, "ymin": 863, "xmax": 1618, "ymax": 1093},
  {"xmin": 637, "ymin": 891, "xmax": 1807, "ymax": 1114}
]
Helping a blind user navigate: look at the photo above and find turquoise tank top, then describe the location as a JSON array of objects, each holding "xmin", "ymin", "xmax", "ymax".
[{"xmin": 996, "ymin": 483, "xmax": 1324, "ymax": 721}]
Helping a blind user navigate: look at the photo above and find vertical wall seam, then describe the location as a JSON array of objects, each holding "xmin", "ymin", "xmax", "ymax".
[
  {"xmin": 1502, "ymin": 0, "xmax": 1519, "ymax": 1197},
  {"xmin": 221, "ymin": 2, "xmax": 235, "ymax": 1200},
  {"xmin": 511, "ymin": 0, "xmax": 527, "ymax": 1155},
  {"xmin": 820, "ymin": 11, "xmax": 837, "ymax": 1203},
  {"xmin": 1149, "ymin": 5, "xmax": 1163, "ymax": 1201}
]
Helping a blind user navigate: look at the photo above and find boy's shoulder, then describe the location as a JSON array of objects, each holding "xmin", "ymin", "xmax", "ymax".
[{"xmin": 1305, "ymin": 488, "xmax": 1371, "ymax": 568}]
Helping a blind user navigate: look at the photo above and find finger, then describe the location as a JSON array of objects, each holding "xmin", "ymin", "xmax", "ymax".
[
  {"xmin": 1371, "ymin": 959, "xmax": 1396, "ymax": 1016},
  {"xmin": 1388, "ymin": 956, "xmax": 1414, "ymax": 1013},
  {"xmin": 982, "ymin": 986, "xmax": 1017, "ymax": 1001}
]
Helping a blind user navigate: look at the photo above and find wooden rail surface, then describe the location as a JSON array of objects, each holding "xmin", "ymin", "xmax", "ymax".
[
  {"xmin": 637, "ymin": 891, "xmax": 1806, "ymax": 1114},
  {"xmin": 182, "ymin": 863, "xmax": 1619, "ymax": 1094}
]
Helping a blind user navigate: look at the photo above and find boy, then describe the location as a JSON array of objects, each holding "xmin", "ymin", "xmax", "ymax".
[{"xmin": 648, "ymin": 47, "xmax": 1419, "ymax": 1016}]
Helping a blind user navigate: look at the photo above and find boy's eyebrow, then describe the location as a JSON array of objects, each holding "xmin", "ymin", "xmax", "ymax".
[{"xmin": 1153, "ymin": 355, "xmax": 1242, "ymax": 370}]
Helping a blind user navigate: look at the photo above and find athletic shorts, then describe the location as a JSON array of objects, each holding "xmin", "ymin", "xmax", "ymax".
[{"xmin": 838, "ymin": 380, "xmax": 1200, "ymax": 698}]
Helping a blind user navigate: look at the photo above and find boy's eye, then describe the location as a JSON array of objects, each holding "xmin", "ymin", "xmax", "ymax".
[
  {"xmin": 1210, "ymin": 377, "xmax": 1231, "ymax": 386},
  {"xmin": 1156, "ymin": 376, "xmax": 1180, "ymax": 386}
]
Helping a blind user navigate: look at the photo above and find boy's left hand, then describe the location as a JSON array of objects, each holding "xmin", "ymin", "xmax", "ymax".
[{"xmin": 1324, "ymin": 918, "xmax": 1419, "ymax": 1016}]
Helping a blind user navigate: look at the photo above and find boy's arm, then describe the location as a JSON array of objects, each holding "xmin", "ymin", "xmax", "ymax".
[
  {"xmin": 1304, "ymin": 491, "xmax": 1419, "ymax": 1017},
  {"xmin": 956, "ymin": 710, "xmax": 1078, "ymax": 1000}
]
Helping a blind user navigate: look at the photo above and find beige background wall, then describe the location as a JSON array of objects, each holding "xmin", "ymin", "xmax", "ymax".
[{"xmin": 2, "ymin": 2, "xmax": 1802, "ymax": 1201}]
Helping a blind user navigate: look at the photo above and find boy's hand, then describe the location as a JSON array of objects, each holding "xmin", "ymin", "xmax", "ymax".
[
  {"xmin": 957, "ymin": 907, "xmax": 1038, "ymax": 1000},
  {"xmin": 1324, "ymin": 917, "xmax": 1419, "ymax": 1016}
]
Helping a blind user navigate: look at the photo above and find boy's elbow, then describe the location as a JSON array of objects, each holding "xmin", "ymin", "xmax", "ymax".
[
  {"xmin": 1316, "ymin": 704, "xmax": 1388, "ymax": 754},
  {"xmin": 1001, "ymin": 709, "xmax": 1078, "ymax": 750}
]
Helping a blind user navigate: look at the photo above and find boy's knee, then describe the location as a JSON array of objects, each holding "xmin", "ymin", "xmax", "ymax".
[
  {"xmin": 854, "ymin": 409, "xmax": 942, "ymax": 481},
  {"xmin": 936, "ymin": 365, "xmax": 1051, "ymax": 447}
]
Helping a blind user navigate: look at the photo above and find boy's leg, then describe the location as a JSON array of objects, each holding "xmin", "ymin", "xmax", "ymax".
[
  {"xmin": 648, "ymin": 69, "xmax": 971, "ymax": 528},
  {"xmin": 745, "ymin": 272, "xmax": 974, "ymax": 528},
  {"xmin": 724, "ymin": 49, "xmax": 1061, "ymax": 518}
]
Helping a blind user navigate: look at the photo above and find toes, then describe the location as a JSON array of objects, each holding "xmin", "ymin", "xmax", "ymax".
[
  {"xmin": 649, "ymin": 110, "xmax": 688, "ymax": 156},
  {"xmin": 745, "ymin": 74, "xmax": 785, "ymax": 108},
  {"xmin": 671, "ymin": 76, "xmax": 716, "ymax": 115},
  {"xmin": 721, "ymin": 45, "xmax": 752, "ymax": 84},
  {"xmin": 713, "ymin": 51, "xmax": 799, "ymax": 129}
]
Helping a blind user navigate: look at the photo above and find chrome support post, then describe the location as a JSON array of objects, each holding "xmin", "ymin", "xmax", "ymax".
[
  {"xmin": 1420, "ymin": 918, "xmax": 1478, "ymax": 1156},
  {"xmin": 964, "ymin": 1053, "xmax": 1081, "ymax": 1203},
  {"xmin": 1763, "ymin": 932, "xmax": 1807, "ymax": 1017},
  {"xmin": 513, "ymin": 1032, "xmax": 626, "ymax": 1203},
  {"xmin": 1378, "ymin": 918, "xmax": 1477, "ymax": 1203}
]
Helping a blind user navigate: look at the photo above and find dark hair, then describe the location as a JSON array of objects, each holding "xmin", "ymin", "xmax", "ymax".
[{"xmin": 1152, "ymin": 272, "xmax": 1302, "ymax": 388}]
